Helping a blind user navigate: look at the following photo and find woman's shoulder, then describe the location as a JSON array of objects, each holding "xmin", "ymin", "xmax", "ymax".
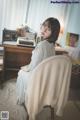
[
  {"xmin": 37, "ymin": 40, "xmax": 48, "ymax": 47},
  {"xmin": 33, "ymin": 41, "xmax": 45, "ymax": 51}
]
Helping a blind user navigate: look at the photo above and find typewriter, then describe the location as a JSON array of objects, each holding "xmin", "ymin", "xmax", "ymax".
[{"xmin": 17, "ymin": 32, "xmax": 36, "ymax": 47}]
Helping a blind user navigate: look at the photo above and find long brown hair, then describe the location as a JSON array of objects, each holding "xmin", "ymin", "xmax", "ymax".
[{"xmin": 42, "ymin": 17, "xmax": 60, "ymax": 43}]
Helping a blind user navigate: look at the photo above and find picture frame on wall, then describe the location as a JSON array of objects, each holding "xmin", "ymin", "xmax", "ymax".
[{"xmin": 66, "ymin": 32, "xmax": 79, "ymax": 47}]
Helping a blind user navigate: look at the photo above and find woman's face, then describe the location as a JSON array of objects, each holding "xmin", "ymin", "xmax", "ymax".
[{"xmin": 40, "ymin": 24, "xmax": 51, "ymax": 39}]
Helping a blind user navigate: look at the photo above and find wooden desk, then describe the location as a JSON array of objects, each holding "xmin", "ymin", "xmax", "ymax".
[
  {"xmin": 3, "ymin": 44, "xmax": 34, "ymax": 80},
  {"xmin": 2, "ymin": 45, "xmax": 68, "ymax": 80},
  {"xmin": 55, "ymin": 46, "xmax": 68, "ymax": 55}
]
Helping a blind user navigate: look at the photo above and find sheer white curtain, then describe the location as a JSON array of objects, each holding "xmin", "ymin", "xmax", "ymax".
[
  {"xmin": 0, "ymin": 0, "xmax": 29, "ymax": 44},
  {"xmin": 0, "ymin": 0, "xmax": 80, "ymax": 45},
  {"xmin": 26, "ymin": 0, "xmax": 66, "ymax": 32},
  {"xmin": 26, "ymin": 0, "xmax": 80, "ymax": 46}
]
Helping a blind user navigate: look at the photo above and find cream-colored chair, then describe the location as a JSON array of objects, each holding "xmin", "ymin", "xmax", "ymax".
[{"xmin": 25, "ymin": 55, "xmax": 72, "ymax": 120}]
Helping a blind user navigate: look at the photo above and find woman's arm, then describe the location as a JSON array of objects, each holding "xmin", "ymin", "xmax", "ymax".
[
  {"xmin": 28, "ymin": 45, "xmax": 44, "ymax": 71},
  {"xmin": 20, "ymin": 44, "xmax": 43, "ymax": 72}
]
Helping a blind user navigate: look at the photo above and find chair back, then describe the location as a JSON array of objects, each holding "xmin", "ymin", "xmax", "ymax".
[{"xmin": 25, "ymin": 55, "xmax": 72, "ymax": 120}]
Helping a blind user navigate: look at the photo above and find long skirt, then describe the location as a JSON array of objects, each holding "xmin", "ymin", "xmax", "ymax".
[{"xmin": 16, "ymin": 69, "xmax": 31, "ymax": 104}]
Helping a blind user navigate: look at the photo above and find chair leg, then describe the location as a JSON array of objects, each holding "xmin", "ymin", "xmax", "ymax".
[
  {"xmin": 44, "ymin": 106, "xmax": 54, "ymax": 120},
  {"xmin": 51, "ymin": 107, "xmax": 54, "ymax": 120},
  {"xmin": 27, "ymin": 115, "xmax": 29, "ymax": 120},
  {"xmin": 24, "ymin": 107, "xmax": 29, "ymax": 120}
]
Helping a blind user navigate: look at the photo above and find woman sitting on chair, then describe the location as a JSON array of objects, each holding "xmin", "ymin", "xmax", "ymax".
[{"xmin": 16, "ymin": 17, "xmax": 60, "ymax": 104}]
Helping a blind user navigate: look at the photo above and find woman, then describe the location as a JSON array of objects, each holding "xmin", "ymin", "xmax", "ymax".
[{"xmin": 16, "ymin": 17, "xmax": 60, "ymax": 104}]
